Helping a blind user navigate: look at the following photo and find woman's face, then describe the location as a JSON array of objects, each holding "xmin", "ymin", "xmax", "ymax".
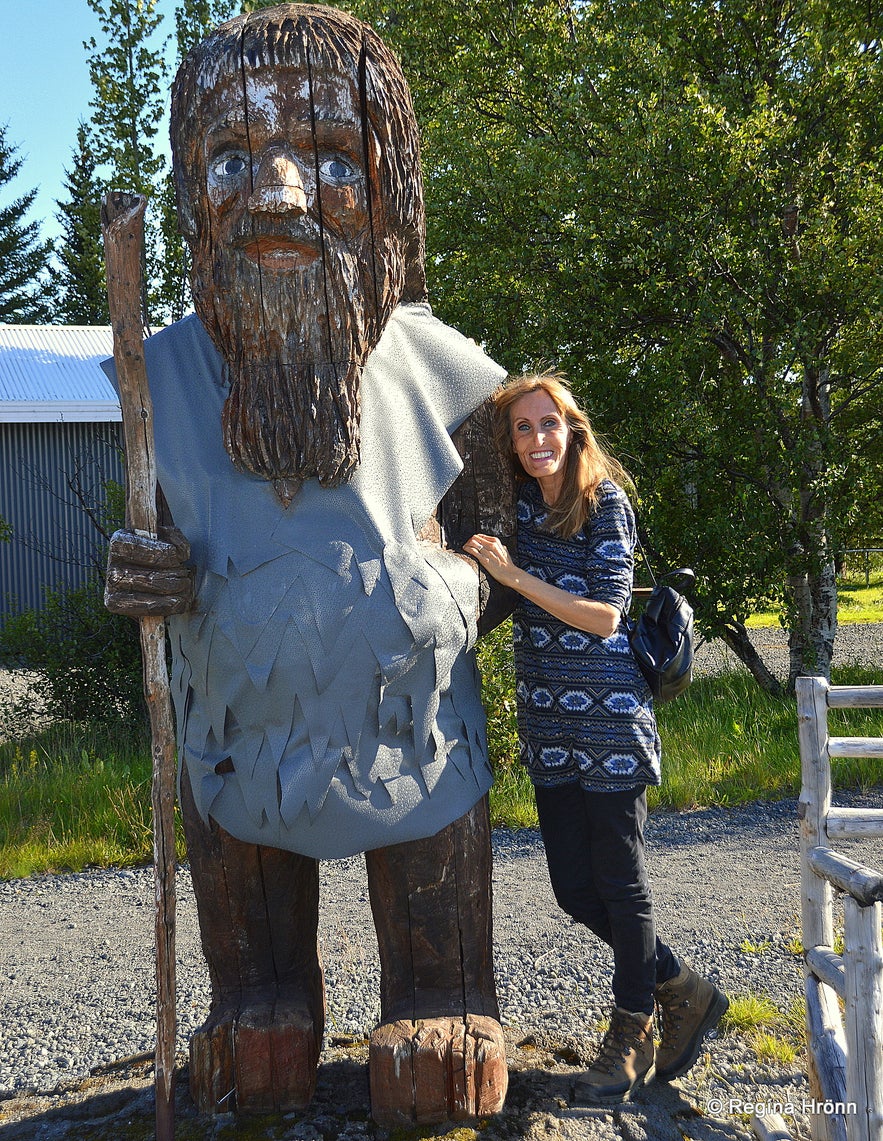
[{"xmin": 510, "ymin": 389, "xmax": 571, "ymax": 501}]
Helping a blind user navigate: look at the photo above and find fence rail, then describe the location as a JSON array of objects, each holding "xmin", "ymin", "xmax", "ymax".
[
  {"xmin": 840, "ymin": 549, "xmax": 883, "ymax": 587},
  {"xmin": 793, "ymin": 676, "xmax": 883, "ymax": 1141}
]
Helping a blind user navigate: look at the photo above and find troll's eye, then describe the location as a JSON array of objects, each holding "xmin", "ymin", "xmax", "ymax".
[
  {"xmin": 211, "ymin": 152, "xmax": 249, "ymax": 180},
  {"xmin": 319, "ymin": 156, "xmax": 359, "ymax": 186}
]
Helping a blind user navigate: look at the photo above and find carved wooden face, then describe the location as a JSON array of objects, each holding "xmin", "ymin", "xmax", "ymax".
[
  {"xmin": 185, "ymin": 60, "xmax": 402, "ymax": 501},
  {"xmin": 203, "ymin": 65, "xmax": 381, "ymax": 280},
  {"xmin": 171, "ymin": 6, "xmax": 426, "ymax": 501}
]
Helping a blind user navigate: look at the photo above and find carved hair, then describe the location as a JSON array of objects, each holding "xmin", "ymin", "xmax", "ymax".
[
  {"xmin": 171, "ymin": 2, "xmax": 426, "ymax": 302},
  {"xmin": 493, "ymin": 371, "xmax": 632, "ymax": 539}
]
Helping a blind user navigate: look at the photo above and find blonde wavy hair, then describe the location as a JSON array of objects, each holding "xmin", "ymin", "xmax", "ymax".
[{"xmin": 493, "ymin": 371, "xmax": 631, "ymax": 539}]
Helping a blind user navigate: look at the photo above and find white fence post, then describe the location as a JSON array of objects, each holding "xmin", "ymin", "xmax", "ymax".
[
  {"xmin": 797, "ymin": 676, "xmax": 834, "ymax": 952},
  {"xmin": 843, "ymin": 897, "xmax": 883, "ymax": 1141},
  {"xmin": 796, "ymin": 678, "xmax": 883, "ymax": 1141}
]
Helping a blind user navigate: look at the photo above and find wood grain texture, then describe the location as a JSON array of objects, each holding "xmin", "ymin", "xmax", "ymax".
[
  {"xmin": 369, "ymin": 1015, "xmax": 507, "ymax": 1127},
  {"xmin": 365, "ymin": 796, "xmax": 498, "ymax": 1024},
  {"xmin": 179, "ymin": 761, "xmax": 325, "ymax": 1113},
  {"xmin": 843, "ymin": 898, "xmax": 883, "ymax": 1141},
  {"xmin": 101, "ymin": 191, "xmax": 177, "ymax": 1141},
  {"xmin": 163, "ymin": 6, "xmax": 510, "ymax": 1122},
  {"xmin": 825, "ymin": 807, "xmax": 883, "ymax": 839},
  {"xmin": 804, "ymin": 975, "xmax": 848, "ymax": 1141},
  {"xmin": 797, "ymin": 677, "xmax": 883, "ymax": 1141},
  {"xmin": 440, "ymin": 396, "xmax": 518, "ymax": 633}
]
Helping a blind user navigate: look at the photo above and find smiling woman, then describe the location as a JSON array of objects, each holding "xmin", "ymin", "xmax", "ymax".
[
  {"xmin": 466, "ymin": 370, "xmax": 729, "ymax": 1104},
  {"xmin": 510, "ymin": 389, "xmax": 571, "ymax": 503}
]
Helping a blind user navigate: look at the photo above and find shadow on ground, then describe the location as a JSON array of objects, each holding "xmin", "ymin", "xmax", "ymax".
[{"xmin": 0, "ymin": 1029, "xmax": 771, "ymax": 1141}]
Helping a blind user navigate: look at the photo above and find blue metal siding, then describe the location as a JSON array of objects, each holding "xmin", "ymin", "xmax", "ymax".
[{"xmin": 0, "ymin": 421, "xmax": 125, "ymax": 620}]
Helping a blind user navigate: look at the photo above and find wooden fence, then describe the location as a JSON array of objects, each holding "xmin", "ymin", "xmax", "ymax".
[{"xmin": 792, "ymin": 677, "xmax": 883, "ymax": 1141}]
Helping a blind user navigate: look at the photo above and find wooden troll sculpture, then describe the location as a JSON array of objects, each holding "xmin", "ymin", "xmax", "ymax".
[{"xmin": 104, "ymin": 4, "xmax": 514, "ymax": 1127}]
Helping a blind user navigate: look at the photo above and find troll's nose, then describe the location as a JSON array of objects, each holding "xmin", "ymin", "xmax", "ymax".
[{"xmin": 248, "ymin": 150, "xmax": 308, "ymax": 215}]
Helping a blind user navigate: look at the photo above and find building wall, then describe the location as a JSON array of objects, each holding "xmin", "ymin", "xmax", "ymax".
[{"xmin": 0, "ymin": 420, "xmax": 124, "ymax": 620}]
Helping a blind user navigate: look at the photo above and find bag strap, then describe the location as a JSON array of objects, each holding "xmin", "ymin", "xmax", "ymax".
[
  {"xmin": 635, "ymin": 534, "xmax": 657, "ymax": 586},
  {"xmin": 661, "ymin": 567, "xmax": 696, "ymax": 590},
  {"xmin": 635, "ymin": 534, "xmax": 695, "ymax": 591}
]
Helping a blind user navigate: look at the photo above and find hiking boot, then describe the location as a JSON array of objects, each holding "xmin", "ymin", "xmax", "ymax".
[
  {"xmin": 573, "ymin": 1007, "xmax": 655, "ymax": 1104},
  {"xmin": 654, "ymin": 963, "xmax": 729, "ymax": 1081}
]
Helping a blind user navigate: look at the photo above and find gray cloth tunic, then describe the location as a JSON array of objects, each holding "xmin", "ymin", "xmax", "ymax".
[{"xmin": 119, "ymin": 303, "xmax": 505, "ymax": 859}]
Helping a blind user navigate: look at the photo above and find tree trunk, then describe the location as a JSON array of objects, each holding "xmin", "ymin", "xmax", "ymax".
[
  {"xmin": 785, "ymin": 364, "xmax": 838, "ymax": 691},
  {"xmin": 719, "ymin": 621, "xmax": 784, "ymax": 696},
  {"xmin": 786, "ymin": 554, "xmax": 838, "ymax": 690}
]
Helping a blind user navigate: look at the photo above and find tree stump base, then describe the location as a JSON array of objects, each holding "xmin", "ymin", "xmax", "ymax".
[
  {"xmin": 189, "ymin": 1000, "xmax": 322, "ymax": 1114},
  {"xmin": 369, "ymin": 1014, "xmax": 508, "ymax": 1127}
]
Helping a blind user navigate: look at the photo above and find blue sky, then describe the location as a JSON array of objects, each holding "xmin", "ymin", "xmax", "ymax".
[{"xmin": 0, "ymin": 0, "xmax": 176, "ymax": 244}]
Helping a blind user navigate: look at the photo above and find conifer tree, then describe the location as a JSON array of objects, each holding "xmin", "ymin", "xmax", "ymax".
[
  {"xmin": 153, "ymin": 0, "xmax": 239, "ymax": 319},
  {"xmin": 54, "ymin": 123, "xmax": 108, "ymax": 326},
  {"xmin": 0, "ymin": 125, "xmax": 52, "ymax": 323},
  {"xmin": 85, "ymin": 0, "xmax": 168, "ymax": 325}
]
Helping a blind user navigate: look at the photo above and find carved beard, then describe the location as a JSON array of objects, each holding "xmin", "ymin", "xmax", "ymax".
[{"xmin": 192, "ymin": 216, "xmax": 400, "ymax": 506}]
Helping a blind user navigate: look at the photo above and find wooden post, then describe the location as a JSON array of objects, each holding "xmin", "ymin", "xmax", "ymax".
[
  {"xmin": 798, "ymin": 681, "xmax": 883, "ymax": 1141},
  {"xmin": 805, "ymin": 974, "xmax": 849, "ymax": 1141},
  {"xmin": 751, "ymin": 1113, "xmax": 795, "ymax": 1140},
  {"xmin": 843, "ymin": 898, "xmax": 883, "ymax": 1141},
  {"xmin": 797, "ymin": 677, "xmax": 835, "ymax": 950},
  {"xmin": 101, "ymin": 191, "xmax": 177, "ymax": 1141},
  {"xmin": 797, "ymin": 676, "xmax": 836, "ymax": 1141}
]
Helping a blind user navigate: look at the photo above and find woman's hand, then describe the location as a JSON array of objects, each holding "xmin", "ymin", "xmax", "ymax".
[
  {"xmin": 465, "ymin": 532, "xmax": 619, "ymax": 638},
  {"xmin": 464, "ymin": 533, "xmax": 518, "ymax": 587}
]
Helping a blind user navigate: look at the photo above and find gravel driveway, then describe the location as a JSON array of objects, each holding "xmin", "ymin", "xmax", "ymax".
[
  {"xmin": 4, "ymin": 795, "xmax": 883, "ymax": 1140},
  {"xmin": 1, "ymin": 626, "xmax": 882, "ymax": 1139},
  {"xmin": 691, "ymin": 619, "xmax": 883, "ymax": 682}
]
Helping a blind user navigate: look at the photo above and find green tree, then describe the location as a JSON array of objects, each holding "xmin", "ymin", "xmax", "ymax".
[
  {"xmin": 83, "ymin": 1, "xmax": 242, "ymax": 321},
  {"xmin": 153, "ymin": 0, "xmax": 241, "ymax": 320},
  {"xmin": 174, "ymin": 0, "xmax": 239, "ymax": 52},
  {"xmin": 85, "ymin": 0, "xmax": 169, "ymax": 325},
  {"xmin": 0, "ymin": 124, "xmax": 53, "ymax": 323},
  {"xmin": 344, "ymin": 0, "xmax": 883, "ymax": 693},
  {"xmin": 54, "ymin": 123, "xmax": 109, "ymax": 325}
]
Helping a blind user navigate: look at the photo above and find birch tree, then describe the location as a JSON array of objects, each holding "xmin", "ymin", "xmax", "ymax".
[{"xmin": 347, "ymin": 0, "xmax": 883, "ymax": 692}]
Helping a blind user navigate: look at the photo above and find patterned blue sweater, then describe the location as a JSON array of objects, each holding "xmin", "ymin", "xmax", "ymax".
[{"xmin": 513, "ymin": 479, "xmax": 661, "ymax": 791}]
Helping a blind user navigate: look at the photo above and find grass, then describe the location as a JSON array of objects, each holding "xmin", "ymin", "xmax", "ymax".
[
  {"xmin": 2, "ymin": 599, "xmax": 883, "ymax": 877},
  {"xmin": 652, "ymin": 665, "xmax": 883, "ymax": 810},
  {"xmin": 739, "ymin": 938, "xmax": 773, "ymax": 954},
  {"xmin": 720, "ymin": 993, "xmax": 804, "ymax": 1066},
  {"xmin": 751, "ymin": 1030, "xmax": 800, "ymax": 1065},
  {"xmin": 747, "ymin": 569, "xmax": 883, "ymax": 627},
  {"xmin": 0, "ymin": 718, "xmax": 186, "ymax": 879},
  {"xmin": 722, "ymin": 994, "xmax": 781, "ymax": 1033}
]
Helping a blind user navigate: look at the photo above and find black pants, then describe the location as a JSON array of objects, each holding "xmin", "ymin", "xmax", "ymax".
[{"xmin": 534, "ymin": 782, "xmax": 679, "ymax": 1015}]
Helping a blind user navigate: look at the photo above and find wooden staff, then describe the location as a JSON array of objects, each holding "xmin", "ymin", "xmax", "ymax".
[{"xmin": 101, "ymin": 191, "xmax": 177, "ymax": 1141}]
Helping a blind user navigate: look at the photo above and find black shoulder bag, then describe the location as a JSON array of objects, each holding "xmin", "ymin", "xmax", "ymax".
[{"xmin": 628, "ymin": 541, "xmax": 695, "ymax": 704}]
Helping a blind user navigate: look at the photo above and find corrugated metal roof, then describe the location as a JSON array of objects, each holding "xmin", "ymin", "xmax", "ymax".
[{"xmin": 0, "ymin": 325, "xmax": 121, "ymax": 423}]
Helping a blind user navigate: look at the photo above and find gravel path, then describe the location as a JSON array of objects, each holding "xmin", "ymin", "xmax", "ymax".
[
  {"xmin": 1, "ymin": 626, "xmax": 882, "ymax": 1139},
  {"xmin": 4, "ymin": 797, "xmax": 883, "ymax": 1140},
  {"xmin": 691, "ymin": 619, "xmax": 883, "ymax": 682}
]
